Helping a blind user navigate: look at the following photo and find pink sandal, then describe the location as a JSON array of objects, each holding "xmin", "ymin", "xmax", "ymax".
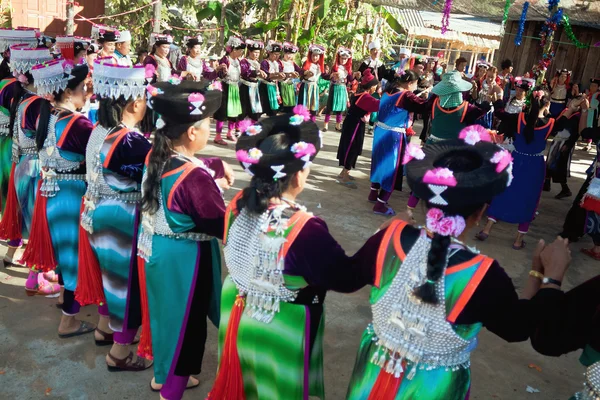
[
  {"xmin": 43, "ymin": 270, "xmax": 59, "ymax": 283},
  {"xmin": 25, "ymin": 273, "xmax": 60, "ymax": 296},
  {"xmin": 581, "ymin": 248, "xmax": 600, "ymax": 261}
]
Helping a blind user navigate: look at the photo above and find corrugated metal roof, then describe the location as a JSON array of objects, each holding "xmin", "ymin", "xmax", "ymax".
[
  {"xmin": 420, "ymin": 11, "xmax": 502, "ymax": 37},
  {"xmin": 385, "ymin": 7, "xmax": 426, "ymax": 29},
  {"xmin": 407, "ymin": 26, "xmax": 501, "ymax": 50},
  {"xmin": 369, "ymin": 0, "xmax": 600, "ymax": 28}
]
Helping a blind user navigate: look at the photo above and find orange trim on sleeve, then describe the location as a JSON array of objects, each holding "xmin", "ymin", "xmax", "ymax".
[
  {"xmin": 516, "ymin": 113, "xmax": 525, "ymax": 135},
  {"xmin": 394, "ymin": 90, "xmax": 408, "ymax": 108},
  {"xmin": 374, "ymin": 220, "xmax": 405, "ymax": 288},
  {"xmin": 223, "ymin": 190, "xmax": 244, "ymax": 244},
  {"xmin": 281, "ymin": 211, "xmax": 313, "ymax": 258},
  {"xmin": 435, "ymin": 100, "xmax": 467, "ymax": 115},
  {"xmin": 57, "ymin": 114, "xmax": 82, "ymax": 148},
  {"xmin": 445, "ymin": 254, "xmax": 485, "ymax": 275},
  {"xmin": 102, "ymin": 128, "xmax": 130, "ymax": 168},
  {"xmin": 459, "ymin": 102, "xmax": 468, "ymax": 123},
  {"xmin": 392, "ymin": 221, "xmax": 407, "ymax": 262},
  {"xmin": 166, "ymin": 163, "xmax": 195, "ymax": 210},
  {"xmin": 20, "ymin": 96, "xmax": 41, "ymax": 129},
  {"xmin": 447, "ymin": 256, "xmax": 494, "ymax": 323},
  {"xmin": 431, "ymin": 97, "xmax": 438, "ymax": 120},
  {"xmin": 161, "ymin": 164, "xmax": 187, "ymax": 179}
]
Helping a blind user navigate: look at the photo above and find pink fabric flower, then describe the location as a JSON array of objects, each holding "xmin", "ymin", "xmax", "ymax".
[
  {"xmin": 146, "ymin": 84, "xmax": 158, "ymax": 96},
  {"xmin": 490, "ymin": 149, "xmax": 513, "ymax": 173},
  {"xmin": 236, "ymin": 148, "xmax": 263, "ymax": 164},
  {"xmin": 237, "ymin": 118, "xmax": 254, "ymax": 134},
  {"xmin": 292, "ymin": 105, "xmax": 311, "ymax": 122},
  {"xmin": 533, "ymin": 90, "xmax": 544, "ymax": 100},
  {"xmin": 208, "ymin": 81, "xmax": 222, "ymax": 91},
  {"xmin": 188, "ymin": 92, "xmax": 205, "ymax": 103},
  {"xmin": 426, "ymin": 208, "xmax": 466, "ymax": 237},
  {"xmin": 458, "ymin": 125, "xmax": 492, "ymax": 145},
  {"xmin": 290, "ymin": 142, "xmax": 316, "ymax": 158},
  {"xmin": 423, "ymin": 167, "xmax": 457, "ymax": 187},
  {"xmin": 402, "ymin": 142, "xmax": 425, "ymax": 165}
]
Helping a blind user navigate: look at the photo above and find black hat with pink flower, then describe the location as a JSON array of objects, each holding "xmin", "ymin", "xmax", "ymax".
[
  {"xmin": 404, "ymin": 125, "xmax": 513, "ymax": 213},
  {"xmin": 146, "ymin": 79, "xmax": 223, "ymax": 131},
  {"xmin": 235, "ymin": 106, "xmax": 322, "ymax": 181}
]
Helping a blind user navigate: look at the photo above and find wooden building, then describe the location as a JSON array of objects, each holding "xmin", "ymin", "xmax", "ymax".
[
  {"xmin": 496, "ymin": 20, "xmax": 600, "ymax": 88},
  {"xmin": 9, "ymin": 0, "xmax": 105, "ymax": 37}
]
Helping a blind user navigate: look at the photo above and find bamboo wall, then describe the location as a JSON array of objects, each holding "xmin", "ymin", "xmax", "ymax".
[{"xmin": 497, "ymin": 20, "xmax": 600, "ymax": 89}]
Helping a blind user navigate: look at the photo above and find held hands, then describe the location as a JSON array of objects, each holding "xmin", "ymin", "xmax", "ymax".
[
  {"xmin": 222, "ymin": 161, "xmax": 235, "ymax": 188},
  {"xmin": 304, "ymin": 70, "xmax": 314, "ymax": 78},
  {"xmin": 539, "ymin": 237, "xmax": 571, "ymax": 284},
  {"xmin": 258, "ymin": 70, "xmax": 268, "ymax": 79}
]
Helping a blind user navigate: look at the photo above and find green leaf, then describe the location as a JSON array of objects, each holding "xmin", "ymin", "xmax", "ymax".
[
  {"xmin": 277, "ymin": 0, "xmax": 294, "ymax": 17},
  {"xmin": 336, "ymin": 20, "xmax": 352, "ymax": 29},
  {"xmin": 196, "ymin": 1, "xmax": 221, "ymax": 21},
  {"xmin": 318, "ymin": 0, "xmax": 330, "ymax": 19}
]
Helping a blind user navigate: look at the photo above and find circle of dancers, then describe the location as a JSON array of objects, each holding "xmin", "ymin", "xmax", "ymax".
[{"xmin": 0, "ymin": 25, "xmax": 599, "ymax": 400}]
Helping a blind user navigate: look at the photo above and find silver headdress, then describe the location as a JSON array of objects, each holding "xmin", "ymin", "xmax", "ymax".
[{"xmin": 93, "ymin": 58, "xmax": 146, "ymax": 100}]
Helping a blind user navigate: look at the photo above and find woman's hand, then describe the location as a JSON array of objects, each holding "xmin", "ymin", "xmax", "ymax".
[
  {"xmin": 222, "ymin": 161, "xmax": 235, "ymax": 187},
  {"xmin": 540, "ymin": 237, "xmax": 571, "ymax": 283},
  {"xmin": 531, "ymin": 239, "xmax": 545, "ymax": 273},
  {"xmin": 215, "ymin": 177, "xmax": 231, "ymax": 190}
]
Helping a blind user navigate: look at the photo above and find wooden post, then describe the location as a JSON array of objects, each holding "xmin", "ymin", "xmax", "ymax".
[
  {"xmin": 219, "ymin": 0, "xmax": 227, "ymax": 48},
  {"xmin": 426, "ymin": 38, "xmax": 432, "ymax": 56},
  {"xmin": 153, "ymin": 0, "xmax": 162, "ymax": 33},
  {"xmin": 468, "ymin": 48, "xmax": 475, "ymax": 72},
  {"xmin": 65, "ymin": 1, "xmax": 75, "ymax": 35}
]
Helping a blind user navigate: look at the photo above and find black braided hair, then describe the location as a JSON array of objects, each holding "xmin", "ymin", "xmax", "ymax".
[
  {"xmin": 236, "ymin": 133, "xmax": 293, "ymax": 215},
  {"xmin": 413, "ymin": 147, "xmax": 491, "ymax": 304}
]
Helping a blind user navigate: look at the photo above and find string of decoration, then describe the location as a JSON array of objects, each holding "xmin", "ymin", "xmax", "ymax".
[
  {"xmin": 441, "ymin": 0, "xmax": 453, "ymax": 34},
  {"xmin": 514, "ymin": 2, "xmax": 529, "ymax": 46},
  {"xmin": 540, "ymin": 7, "xmax": 563, "ymax": 48},
  {"xmin": 562, "ymin": 14, "xmax": 590, "ymax": 49}
]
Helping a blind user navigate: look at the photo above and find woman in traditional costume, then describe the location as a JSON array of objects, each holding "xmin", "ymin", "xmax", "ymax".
[
  {"xmin": 0, "ymin": 28, "xmax": 39, "ymax": 214},
  {"xmin": 336, "ymin": 70, "xmax": 380, "ymax": 188},
  {"xmin": 497, "ymin": 77, "xmax": 532, "ymax": 140},
  {"xmin": 214, "ymin": 36, "xmax": 245, "ymax": 146},
  {"xmin": 259, "ymin": 41, "xmax": 284, "ymax": 117},
  {"xmin": 96, "ymin": 28, "xmax": 118, "ymax": 62},
  {"xmin": 0, "ymin": 44, "xmax": 52, "ymax": 269},
  {"xmin": 346, "ymin": 133, "xmax": 569, "ymax": 400},
  {"xmin": 207, "ymin": 109, "xmax": 375, "ymax": 400},
  {"xmin": 582, "ymin": 78, "xmax": 600, "ymax": 152},
  {"xmin": 473, "ymin": 66, "xmax": 502, "ymax": 129},
  {"xmin": 549, "ymin": 69, "xmax": 571, "ymax": 117},
  {"xmin": 405, "ymin": 71, "xmax": 487, "ymax": 212},
  {"xmin": 559, "ymin": 98, "xmax": 600, "ymax": 258},
  {"xmin": 499, "ymin": 59, "xmax": 514, "ymax": 105},
  {"xmin": 323, "ymin": 47, "xmax": 353, "ymax": 132},
  {"xmin": 369, "ymin": 71, "xmax": 434, "ymax": 216},
  {"xmin": 77, "ymin": 60, "xmax": 152, "ymax": 368},
  {"xmin": 177, "ymin": 36, "xmax": 217, "ymax": 83},
  {"xmin": 543, "ymin": 97, "xmax": 584, "ymax": 199},
  {"xmin": 143, "ymin": 33, "xmax": 193, "ymax": 83},
  {"xmin": 476, "ymin": 91, "xmax": 554, "ymax": 249},
  {"xmin": 139, "ymin": 80, "xmax": 231, "ymax": 400},
  {"xmin": 239, "ymin": 39, "xmax": 266, "ymax": 124},
  {"xmin": 279, "ymin": 42, "xmax": 302, "ymax": 113},
  {"xmin": 298, "ymin": 44, "xmax": 328, "ymax": 121},
  {"xmin": 19, "ymin": 61, "xmax": 99, "ymax": 335}
]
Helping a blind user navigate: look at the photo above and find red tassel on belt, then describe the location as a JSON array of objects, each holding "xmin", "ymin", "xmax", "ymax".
[
  {"xmin": 18, "ymin": 179, "xmax": 56, "ymax": 271},
  {"xmin": 206, "ymin": 295, "xmax": 247, "ymax": 400},
  {"xmin": 74, "ymin": 198, "xmax": 105, "ymax": 306},
  {"xmin": 0, "ymin": 163, "xmax": 22, "ymax": 242},
  {"xmin": 367, "ymin": 362, "xmax": 405, "ymax": 400},
  {"xmin": 136, "ymin": 255, "xmax": 153, "ymax": 360}
]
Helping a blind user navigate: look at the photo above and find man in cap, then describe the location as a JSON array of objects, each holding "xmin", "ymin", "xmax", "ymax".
[{"xmin": 114, "ymin": 30, "xmax": 132, "ymax": 67}]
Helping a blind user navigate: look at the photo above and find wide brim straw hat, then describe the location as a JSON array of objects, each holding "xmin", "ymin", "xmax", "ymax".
[{"xmin": 431, "ymin": 71, "xmax": 473, "ymax": 96}]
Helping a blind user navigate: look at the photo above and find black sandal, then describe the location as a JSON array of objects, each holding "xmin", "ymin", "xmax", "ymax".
[
  {"xmin": 58, "ymin": 321, "xmax": 96, "ymax": 339},
  {"xmin": 106, "ymin": 351, "xmax": 152, "ymax": 372},
  {"xmin": 149, "ymin": 376, "xmax": 200, "ymax": 392}
]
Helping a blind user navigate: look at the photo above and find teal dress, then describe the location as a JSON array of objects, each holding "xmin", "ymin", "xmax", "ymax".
[
  {"xmin": 84, "ymin": 124, "xmax": 152, "ymax": 332},
  {"xmin": 0, "ymin": 78, "xmax": 16, "ymax": 211},
  {"xmin": 37, "ymin": 109, "xmax": 93, "ymax": 291},
  {"xmin": 13, "ymin": 94, "xmax": 43, "ymax": 240},
  {"xmin": 138, "ymin": 154, "xmax": 225, "ymax": 384}
]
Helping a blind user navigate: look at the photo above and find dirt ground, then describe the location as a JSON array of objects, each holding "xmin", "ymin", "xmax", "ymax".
[{"xmin": 0, "ymin": 119, "xmax": 597, "ymax": 400}]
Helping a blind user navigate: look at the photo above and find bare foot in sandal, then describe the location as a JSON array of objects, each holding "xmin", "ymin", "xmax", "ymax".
[
  {"xmin": 106, "ymin": 346, "xmax": 153, "ymax": 371},
  {"xmin": 150, "ymin": 376, "xmax": 200, "ymax": 392}
]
